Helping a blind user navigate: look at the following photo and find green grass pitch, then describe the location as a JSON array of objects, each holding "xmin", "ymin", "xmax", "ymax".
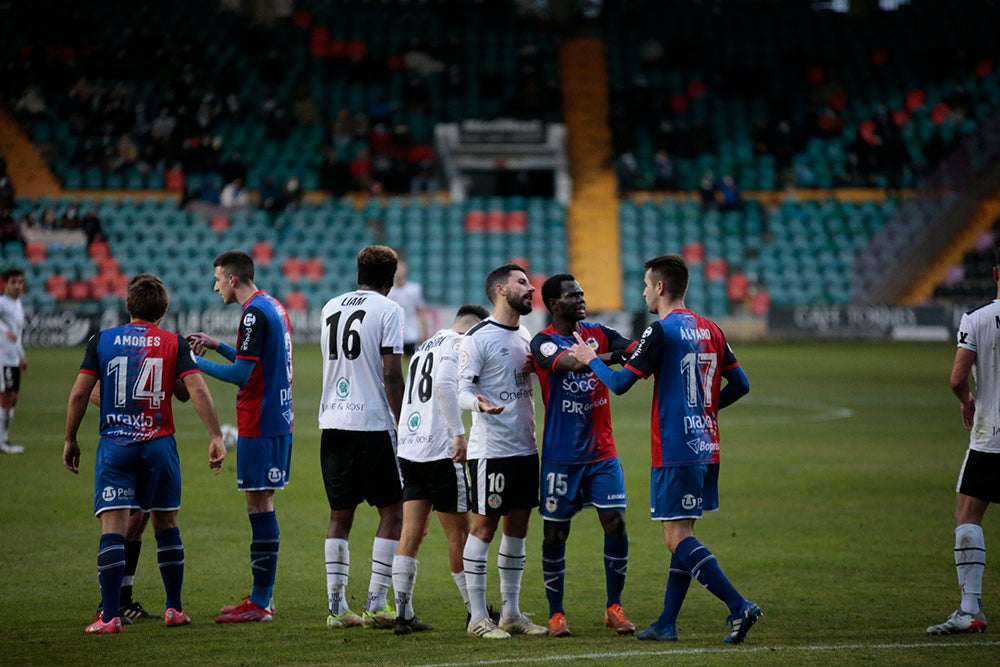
[{"xmin": 1, "ymin": 341, "xmax": 997, "ymax": 665}]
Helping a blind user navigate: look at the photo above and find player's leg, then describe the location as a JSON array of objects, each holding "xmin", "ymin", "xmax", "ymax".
[
  {"xmin": 438, "ymin": 509, "xmax": 471, "ymax": 611},
  {"xmin": 88, "ymin": 508, "xmax": 130, "ymax": 633},
  {"xmin": 119, "ymin": 510, "xmax": 157, "ymax": 619},
  {"xmin": 0, "ymin": 369, "xmax": 22, "ymax": 453},
  {"xmin": 589, "ymin": 458, "xmax": 634, "ymax": 634},
  {"xmin": 542, "ymin": 520, "xmax": 571, "ymax": 636},
  {"xmin": 361, "ymin": 431, "xmax": 403, "ymax": 627},
  {"xmin": 465, "ymin": 457, "xmax": 511, "ymax": 638},
  {"xmin": 321, "ymin": 430, "xmax": 362, "ymax": 626},
  {"xmin": 150, "ymin": 509, "xmax": 188, "ymax": 626},
  {"xmin": 393, "ymin": 499, "xmax": 433, "ymax": 634},
  {"xmin": 929, "ymin": 449, "xmax": 993, "ymax": 634},
  {"xmin": 145, "ymin": 437, "xmax": 187, "ymax": 625}
]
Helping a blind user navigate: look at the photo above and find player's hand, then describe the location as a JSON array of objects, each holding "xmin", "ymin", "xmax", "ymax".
[
  {"xmin": 568, "ymin": 332, "xmax": 598, "ymax": 364},
  {"xmin": 476, "ymin": 394, "xmax": 504, "ymax": 414},
  {"xmin": 208, "ymin": 436, "xmax": 226, "ymax": 474},
  {"xmin": 186, "ymin": 332, "xmax": 220, "ymax": 356},
  {"xmin": 19, "ymin": 358, "xmax": 27, "ymax": 372},
  {"xmin": 4, "ymin": 331, "xmax": 15, "ymax": 342},
  {"xmin": 961, "ymin": 397, "xmax": 975, "ymax": 430},
  {"xmin": 451, "ymin": 434, "xmax": 468, "ymax": 463},
  {"xmin": 63, "ymin": 440, "xmax": 81, "ymax": 474}
]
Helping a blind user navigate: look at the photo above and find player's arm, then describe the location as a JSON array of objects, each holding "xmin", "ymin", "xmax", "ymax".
[
  {"xmin": 950, "ymin": 347, "xmax": 977, "ymax": 430},
  {"xmin": 64, "ymin": 372, "xmax": 98, "ymax": 474},
  {"xmin": 181, "ymin": 372, "xmax": 226, "ymax": 473},
  {"xmin": 568, "ymin": 332, "xmax": 641, "ymax": 395},
  {"xmin": 383, "ymin": 352, "xmax": 404, "ymax": 425},
  {"xmin": 719, "ymin": 365, "xmax": 750, "ymax": 409}
]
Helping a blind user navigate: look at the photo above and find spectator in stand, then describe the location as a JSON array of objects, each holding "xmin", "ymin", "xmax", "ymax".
[
  {"xmin": 0, "ymin": 175, "xmax": 14, "ymax": 210},
  {"xmin": 14, "ymin": 85, "xmax": 47, "ymax": 122},
  {"xmin": 350, "ymin": 148, "xmax": 375, "ymax": 194},
  {"xmin": 0, "ymin": 208, "xmax": 26, "ymax": 249},
  {"xmin": 259, "ymin": 177, "xmax": 284, "ymax": 214},
  {"xmin": 165, "ymin": 163, "xmax": 186, "ymax": 194},
  {"xmin": 40, "ymin": 209, "xmax": 58, "ymax": 231},
  {"xmin": 283, "ymin": 177, "xmax": 304, "ymax": 210},
  {"xmin": 653, "ymin": 150, "xmax": 677, "ymax": 191},
  {"xmin": 220, "ymin": 177, "xmax": 250, "ymax": 209},
  {"xmin": 616, "ymin": 151, "xmax": 639, "ymax": 197},
  {"xmin": 719, "ymin": 175, "xmax": 743, "ymax": 212},
  {"xmin": 698, "ymin": 174, "xmax": 718, "ymax": 211},
  {"xmin": 114, "ymin": 132, "xmax": 139, "ymax": 173},
  {"xmin": 221, "ymin": 151, "xmax": 248, "ymax": 186},
  {"xmin": 82, "ymin": 211, "xmax": 106, "ymax": 248}
]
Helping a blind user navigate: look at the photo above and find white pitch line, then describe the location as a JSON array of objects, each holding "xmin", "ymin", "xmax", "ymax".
[
  {"xmin": 725, "ymin": 396, "xmax": 853, "ymax": 426},
  {"xmin": 413, "ymin": 640, "xmax": 1000, "ymax": 667}
]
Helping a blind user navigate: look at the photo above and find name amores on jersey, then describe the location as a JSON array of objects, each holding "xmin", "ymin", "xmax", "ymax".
[{"xmin": 112, "ymin": 334, "xmax": 161, "ymax": 347}]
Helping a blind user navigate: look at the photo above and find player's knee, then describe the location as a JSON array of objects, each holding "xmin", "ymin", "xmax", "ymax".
[
  {"xmin": 543, "ymin": 521, "xmax": 570, "ymax": 544},
  {"xmin": 601, "ymin": 512, "xmax": 627, "ymax": 536}
]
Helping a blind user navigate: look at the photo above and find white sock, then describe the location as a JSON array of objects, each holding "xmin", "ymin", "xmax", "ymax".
[
  {"xmin": 0, "ymin": 407, "xmax": 8, "ymax": 443},
  {"xmin": 955, "ymin": 523, "xmax": 986, "ymax": 614},
  {"xmin": 452, "ymin": 570, "xmax": 471, "ymax": 613},
  {"xmin": 367, "ymin": 537, "xmax": 397, "ymax": 613},
  {"xmin": 498, "ymin": 534, "xmax": 526, "ymax": 620},
  {"xmin": 392, "ymin": 554, "xmax": 418, "ymax": 620},
  {"xmin": 463, "ymin": 534, "xmax": 490, "ymax": 622},
  {"xmin": 325, "ymin": 538, "xmax": 350, "ymax": 615}
]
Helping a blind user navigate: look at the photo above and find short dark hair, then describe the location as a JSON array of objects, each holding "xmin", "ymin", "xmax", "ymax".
[
  {"xmin": 1, "ymin": 267, "xmax": 24, "ymax": 282},
  {"xmin": 485, "ymin": 263, "xmax": 527, "ymax": 304},
  {"xmin": 456, "ymin": 303, "xmax": 489, "ymax": 320},
  {"xmin": 357, "ymin": 245, "xmax": 398, "ymax": 289},
  {"xmin": 644, "ymin": 254, "xmax": 688, "ymax": 302},
  {"xmin": 214, "ymin": 250, "xmax": 255, "ymax": 284},
  {"xmin": 540, "ymin": 273, "xmax": 575, "ymax": 313},
  {"xmin": 126, "ymin": 273, "xmax": 169, "ymax": 322}
]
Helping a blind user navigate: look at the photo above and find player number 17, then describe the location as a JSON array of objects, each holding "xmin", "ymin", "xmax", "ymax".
[{"xmin": 680, "ymin": 352, "xmax": 717, "ymax": 408}]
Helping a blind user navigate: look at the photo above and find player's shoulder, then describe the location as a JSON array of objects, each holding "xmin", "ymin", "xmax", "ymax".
[{"xmin": 964, "ymin": 300, "xmax": 1000, "ymax": 318}]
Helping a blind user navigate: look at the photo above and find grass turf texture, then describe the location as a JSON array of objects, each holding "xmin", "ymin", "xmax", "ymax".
[{"xmin": 1, "ymin": 341, "xmax": 997, "ymax": 666}]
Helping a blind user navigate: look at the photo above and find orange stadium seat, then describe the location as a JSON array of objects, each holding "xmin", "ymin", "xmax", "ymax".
[
  {"xmin": 45, "ymin": 274, "xmax": 68, "ymax": 300},
  {"xmin": 284, "ymin": 291, "xmax": 308, "ymax": 312},
  {"xmin": 25, "ymin": 242, "xmax": 47, "ymax": 265},
  {"xmin": 281, "ymin": 258, "xmax": 303, "ymax": 281},
  {"xmin": 68, "ymin": 280, "xmax": 91, "ymax": 300},
  {"xmin": 252, "ymin": 241, "xmax": 274, "ymax": 265},
  {"xmin": 464, "ymin": 211, "xmax": 486, "ymax": 232},
  {"xmin": 303, "ymin": 258, "xmax": 324, "ymax": 281}
]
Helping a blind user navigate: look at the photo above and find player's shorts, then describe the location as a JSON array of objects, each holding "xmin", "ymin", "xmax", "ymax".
[
  {"xmin": 468, "ymin": 454, "xmax": 539, "ymax": 516},
  {"xmin": 957, "ymin": 448, "xmax": 1000, "ymax": 503},
  {"xmin": 236, "ymin": 434, "xmax": 292, "ymax": 491},
  {"xmin": 399, "ymin": 457, "xmax": 469, "ymax": 512},
  {"xmin": 0, "ymin": 366, "xmax": 21, "ymax": 393},
  {"xmin": 539, "ymin": 457, "xmax": 627, "ymax": 522},
  {"xmin": 650, "ymin": 464, "xmax": 719, "ymax": 521},
  {"xmin": 321, "ymin": 429, "xmax": 403, "ymax": 510},
  {"xmin": 93, "ymin": 435, "xmax": 181, "ymax": 516}
]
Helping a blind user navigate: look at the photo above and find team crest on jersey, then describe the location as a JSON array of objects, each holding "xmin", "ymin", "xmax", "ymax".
[
  {"xmin": 545, "ymin": 496, "xmax": 558, "ymax": 512},
  {"xmin": 243, "ymin": 312, "xmax": 256, "ymax": 328},
  {"xmin": 336, "ymin": 377, "xmax": 350, "ymax": 398},
  {"xmin": 681, "ymin": 494, "xmax": 700, "ymax": 511},
  {"xmin": 585, "ymin": 337, "xmax": 598, "ymax": 350},
  {"xmin": 406, "ymin": 411, "xmax": 421, "ymax": 433},
  {"xmin": 268, "ymin": 467, "xmax": 283, "ymax": 483},
  {"xmin": 487, "ymin": 493, "xmax": 502, "ymax": 509},
  {"xmin": 540, "ymin": 341, "xmax": 558, "ymax": 357},
  {"xmin": 102, "ymin": 486, "xmax": 117, "ymax": 502},
  {"xmin": 458, "ymin": 349, "xmax": 470, "ymax": 368}
]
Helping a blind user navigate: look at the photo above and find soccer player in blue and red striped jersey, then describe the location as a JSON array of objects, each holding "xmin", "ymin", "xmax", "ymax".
[
  {"xmin": 569, "ymin": 254, "xmax": 760, "ymax": 645},
  {"xmin": 187, "ymin": 250, "xmax": 294, "ymax": 624},
  {"xmin": 530, "ymin": 275, "xmax": 637, "ymax": 638},
  {"xmin": 64, "ymin": 274, "xmax": 225, "ymax": 634}
]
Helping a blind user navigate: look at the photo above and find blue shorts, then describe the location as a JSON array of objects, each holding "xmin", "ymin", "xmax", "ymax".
[
  {"xmin": 93, "ymin": 435, "xmax": 181, "ymax": 516},
  {"xmin": 539, "ymin": 457, "xmax": 627, "ymax": 522},
  {"xmin": 650, "ymin": 464, "xmax": 719, "ymax": 521},
  {"xmin": 236, "ymin": 434, "xmax": 293, "ymax": 491}
]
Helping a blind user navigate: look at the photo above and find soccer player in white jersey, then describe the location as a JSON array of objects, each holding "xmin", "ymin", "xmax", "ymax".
[
  {"xmin": 391, "ymin": 303, "xmax": 489, "ymax": 636},
  {"xmin": 0, "ymin": 267, "xmax": 27, "ymax": 454},
  {"xmin": 458, "ymin": 263, "xmax": 547, "ymax": 639},
  {"xmin": 319, "ymin": 245, "xmax": 406, "ymax": 630},
  {"xmin": 927, "ymin": 251, "xmax": 1000, "ymax": 635}
]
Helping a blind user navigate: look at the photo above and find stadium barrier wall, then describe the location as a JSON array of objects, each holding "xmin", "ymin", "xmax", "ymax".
[{"xmin": 767, "ymin": 304, "xmax": 963, "ymax": 341}]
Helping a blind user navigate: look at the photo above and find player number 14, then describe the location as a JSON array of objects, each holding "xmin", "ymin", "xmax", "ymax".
[{"xmin": 107, "ymin": 355, "xmax": 165, "ymax": 409}]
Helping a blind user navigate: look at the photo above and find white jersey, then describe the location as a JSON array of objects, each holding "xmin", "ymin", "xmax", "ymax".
[
  {"xmin": 957, "ymin": 300, "xmax": 1000, "ymax": 453},
  {"xmin": 457, "ymin": 318, "xmax": 536, "ymax": 459},
  {"xmin": 0, "ymin": 295, "xmax": 25, "ymax": 367},
  {"xmin": 318, "ymin": 289, "xmax": 404, "ymax": 431},
  {"xmin": 397, "ymin": 328, "xmax": 465, "ymax": 462}
]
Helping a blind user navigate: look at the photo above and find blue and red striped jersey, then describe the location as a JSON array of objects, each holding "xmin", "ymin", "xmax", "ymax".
[
  {"xmin": 624, "ymin": 309, "xmax": 739, "ymax": 467},
  {"xmin": 80, "ymin": 322, "xmax": 199, "ymax": 444},
  {"xmin": 531, "ymin": 322, "xmax": 635, "ymax": 464},
  {"xmin": 234, "ymin": 291, "xmax": 294, "ymax": 437}
]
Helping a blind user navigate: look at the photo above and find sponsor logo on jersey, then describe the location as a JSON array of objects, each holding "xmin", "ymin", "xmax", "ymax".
[
  {"xmin": 683, "ymin": 415, "xmax": 717, "ymax": 433},
  {"xmin": 243, "ymin": 312, "xmax": 256, "ymax": 328},
  {"xmin": 406, "ymin": 411, "xmax": 421, "ymax": 433},
  {"xmin": 101, "ymin": 485, "xmax": 134, "ymax": 503},
  {"xmin": 513, "ymin": 369, "xmax": 530, "ymax": 387},
  {"xmin": 540, "ymin": 341, "xmax": 558, "ymax": 357},
  {"xmin": 268, "ymin": 467, "xmax": 283, "ymax": 483},
  {"xmin": 561, "ymin": 372, "xmax": 599, "ymax": 394},
  {"xmin": 487, "ymin": 493, "xmax": 503, "ymax": 509},
  {"xmin": 686, "ymin": 437, "xmax": 718, "ymax": 456},
  {"xmin": 336, "ymin": 376, "xmax": 350, "ymax": 398}
]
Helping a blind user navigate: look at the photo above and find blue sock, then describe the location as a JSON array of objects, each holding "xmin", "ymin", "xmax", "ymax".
[
  {"xmin": 542, "ymin": 540, "xmax": 566, "ymax": 616},
  {"xmin": 675, "ymin": 536, "xmax": 743, "ymax": 615},
  {"xmin": 603, "ymin": 532, "xmax": 629, "ymax": 607},
  {"xmin": 98, "ymin": 533, "xmax": 126, "ymax": 622},
  {"xmin": 249, "ymin": 511, "xmax": 279, "ymax": 609},
  {"xmin": 155, "ymin": 527, "xmax": 184, "ymax": 612},
  {"xmin": 656, "ymin": 553, "xmax": 692, "ymax": 629}
]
